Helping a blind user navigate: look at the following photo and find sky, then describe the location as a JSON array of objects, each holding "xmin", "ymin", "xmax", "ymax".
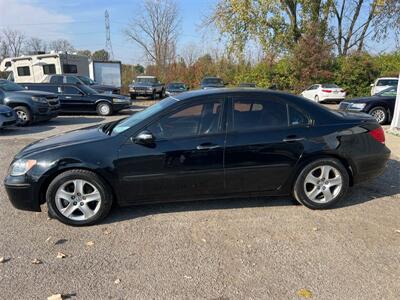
[
  {"xmin": 0, "ymin": 0, "xmax": 218, "ymax": 64},
  {"xmin": 0, "ymin": 0, "xmax": 397, "ymax": 65}
]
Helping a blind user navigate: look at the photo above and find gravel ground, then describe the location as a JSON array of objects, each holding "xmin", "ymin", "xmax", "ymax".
[{"xmin": 0, "ymin": 103, "xmax": 399, "ymax": 299}]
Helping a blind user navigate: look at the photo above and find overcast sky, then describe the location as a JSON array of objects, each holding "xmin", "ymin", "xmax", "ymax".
[{"xmin": 0, "ymin": 0, "xmax": 397, "ymax": 65}]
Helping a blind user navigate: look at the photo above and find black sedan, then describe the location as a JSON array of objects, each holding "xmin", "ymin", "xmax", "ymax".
[
  {"xmin": 4, "ymin": 89, "xmax": 390, "ymax": 226},
  {"xmin": 165, "ymin": 82, "xmax": 188, "ymax": 96},
  {"xmin": 338, "ymin": 87, "xmax": 397, "ymax": 124},
  {"xmin": 23, "ymin": 83, "xmax": 131, "ymax": 116}
]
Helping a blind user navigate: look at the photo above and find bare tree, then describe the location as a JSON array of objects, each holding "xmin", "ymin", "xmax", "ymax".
[
  {"xmin": 124, "ymin": 0, "xmax": 180, "ymax": 74},
  {"xmin": 25, "ymin": 37, "xmax": 47, "ymax": 53},
  {"xmin": 48, "ymin": 39, "xmax": 75, "ymax": 53},
  {"xmin": 2, "ymin": 29, "xmax": 25, "ymax": 57},
  {"xmin": 180, "ymin": 43, "xmax": 201, "ymax": 67}
]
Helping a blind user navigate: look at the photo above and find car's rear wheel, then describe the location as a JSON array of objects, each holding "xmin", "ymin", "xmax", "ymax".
[
  {"xmin": 293, "ymin": 158, "xmax": 349, "ymax": 209},
  {"xmin": 130, "ymin": 93, "xmax": 136, "ymax": 100},
  {"xmin": 96, "ymin": 102, "xmax": 113, "ymax": 116},
  {"xmin": 369, "ymin": 106, "xmax": 387, "ymax": 124},
  {"xmin": 14, "ymin": 106, "xmax": 32, "ymax": 126},
  {"xmin": 46, "ymin": 169, "xmax": 113, "ymax": 226},
  {"xmin": 314, "ymin": 95, "xmax": 320, "ymax": 103},
  {"xmin": 151, "ymin": 90, "xmax": 156, "ymax": 100}
]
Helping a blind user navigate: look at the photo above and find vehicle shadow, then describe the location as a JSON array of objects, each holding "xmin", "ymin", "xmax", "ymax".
[{"xmin": 101, "ymin": 158, "xmax": 400, "ymax": 225}]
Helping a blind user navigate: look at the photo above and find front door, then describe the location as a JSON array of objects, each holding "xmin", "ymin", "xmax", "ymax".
[
  {"xmin": 116, "ymin": 97, "xmax": 226, "ymax": 204},
  {"xmin": 60, "ymin": 86, "xmax": 90, "ymax": 112},
  {"xmin": 224, "ymin": 95, "xmax": 308, "ymax": 194}
]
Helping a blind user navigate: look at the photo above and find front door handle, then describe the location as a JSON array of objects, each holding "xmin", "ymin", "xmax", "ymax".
[
  {"xmin": 283, "ymin": 136, "xmax": 304, "ymax": 142},
  {"xmin": 196, "ymin": 143, "xmax": 221, "ymax": 150}
]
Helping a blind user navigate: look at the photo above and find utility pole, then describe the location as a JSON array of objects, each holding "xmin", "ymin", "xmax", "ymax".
[
  {"xmin": 105, "ymin": 10, "xmax": 114, "ymax": 60},
  {"xmin": 390, "ymin": 73, "xmax": 400, "ymax": 130}
]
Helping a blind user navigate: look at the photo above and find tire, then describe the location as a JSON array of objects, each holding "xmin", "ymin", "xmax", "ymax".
[
  {"xmin": 151, "ymin": 90, "xmax": 156, "ymax": 100},
  {"xmin": 130, "ymin": 93, "xmax": 136, "ymax": 100},
  {"xmin": 96, "ymin": 102, "xmax": 113, "ymax": 116},
  {"xmin": 369, "ymin": 106, "xmax": 387, "ymax": 124},
  {"xmin": 14, "ymin": 106, "xmax": 32, "ymax": 126},
  {"xmin": 46, "ymin": 169, "xmax": 113, "ymax": 226},
  {"xmin": 293, "ymin": 158, "xmax": 349, "ymax": 209},
  {"xmin": 159, "ymin": 89, "xmax": 165, "ymax": 98},
  {"xmin": 314, "ymin": 95, "xmax": 320, "ymax": 103}
]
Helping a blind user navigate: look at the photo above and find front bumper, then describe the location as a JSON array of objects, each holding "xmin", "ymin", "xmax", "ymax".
[
  {"xmin": 33, "ymin": 102, "xmax": 60, "ymax": 122},
  {"xmin": 4, "ymin": 175, "xmax": 42, "ymax": 212},
  {"xmin": 112, "ymin": 102, "xmax": 131, "ymax": 111},
  {"xmin": 0, "ymin": 113, "xmax": 17, "ymax": 128}
]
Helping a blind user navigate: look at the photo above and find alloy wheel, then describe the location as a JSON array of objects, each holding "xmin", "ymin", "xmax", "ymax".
[
  {"xmin": 370, "ymin": 109, "xmax": 386, "ymax": 124},
  {"xmin": 99, "ymin": 104, "xmax": 111, "ymax": 115},
  {"xmin": 303, "ymin": 165, "xmax": 343, "ymax": 203},
  {"xmin": 55, "ymin": 179, "xmax": 102, "ymax": 221},
  {"xmin": 16, "ymin": 110, "xmax": 28, "ymax": 123}
]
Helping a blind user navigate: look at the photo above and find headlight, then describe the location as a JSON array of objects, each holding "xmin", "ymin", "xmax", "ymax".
[
  {"xmin": 31, "ymin": 96, "xmax": 48, "ymax": 104},
  {"xmin": 349, "ymin": 103, "xmax": 366, "ymax": 110},
  {"xmin": 9, "ymin": 159, "xmax": 37, "ymax": 176},
  {"xmin": 165, "ymin": 91, "xmax": 170, "ymax": 95}
]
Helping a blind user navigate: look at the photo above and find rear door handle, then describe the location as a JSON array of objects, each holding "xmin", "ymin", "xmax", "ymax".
[
  {"xmin": 196, "ymin": 143, "xmax": 221, "ymax": 150},
  {"xmin": 283, "ymin": 136, "xmax": 304, "ymax": 142}
]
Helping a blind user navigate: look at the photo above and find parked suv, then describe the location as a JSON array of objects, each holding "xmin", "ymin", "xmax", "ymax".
[
  {"xmin": 23, "ymin": 83, "xmax": 130, "ymax": 116},
  {"xmin": 0, "ymin": 80, "xmax": 60, "ymax": 126},
  {"xmin": 42, "ymin": 74, "xmax": 120, "ymax": 94},
  {"xmin": 129, "ymin": 76, "xmax": 165, "ymax": 99},
  {"xmin": 370, "ymin": 77, "xmax": 398, "ymax": 95}
]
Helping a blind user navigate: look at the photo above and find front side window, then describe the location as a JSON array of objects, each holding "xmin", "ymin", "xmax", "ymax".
[
  {"xmin": 43, "ymin": 64, "xmax": 56, "ymax": 75},
  {"xmin": 17, "ymin": 66, "xmax": 30, "ymax": 76},
  {"xmin": 148, "ymin": 100, "xmax": 223, "ymax": 139},
  {"xmin": 63, "ymin": 64, "xmax": 77, "ymax": 73},
  {"xmin": 49, "ymin": 75, "xmax": 63, "ymax": 84},
  {"xmin": 66, "ymin": 76, "xmax": 80, "ymax": 84},
  {"xmin": 377, "ymin": 79, "xmax": 398, "ymax": 86},
  {"xmin": 63, "ymin": 86, "xmax": 81, "ymax": 95},
  {"xmin": 232, "ymin": 98, "xmax": 288, "ymax": 131}
]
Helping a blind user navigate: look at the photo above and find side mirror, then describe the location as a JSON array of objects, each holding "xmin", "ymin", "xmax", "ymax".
[
  {"xmin": 133, "ymin": 130, "xmax": 155, "ymax": 145},
  {"xmin": 370, "ymin": 84, "xmax": 374, "ymax": 87}
]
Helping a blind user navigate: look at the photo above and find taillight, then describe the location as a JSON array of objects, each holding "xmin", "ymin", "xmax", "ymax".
[
  {"xmin": 322, "ymin": 89, "xmax": 332, "ymax": 93},
  {"xmin": 369, "ymin": 127, "xmax": 385, "ymax": 144}
]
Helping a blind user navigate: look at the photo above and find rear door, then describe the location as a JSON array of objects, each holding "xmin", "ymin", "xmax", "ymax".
[{"xmin": 224, "ymin": 94, "xmax": 310, "ymax": 194}]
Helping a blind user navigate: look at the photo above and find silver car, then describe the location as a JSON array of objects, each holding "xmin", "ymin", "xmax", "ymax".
[{"xmin": 0, "ymin": 105, "xmax": 17, "ymax": 129}]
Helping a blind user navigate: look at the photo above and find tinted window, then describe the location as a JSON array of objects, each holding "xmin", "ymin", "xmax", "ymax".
[
  {"xmin": 377, "ymin": 79, "xmax": 398, "ymax": 86},
  {"xmin": 288, "ymin": 106, "xmax": 310, "ymax": 126},
  {"xmin": 17, "ymin": 66, "xmax": 30, "ymax": 76},
  {"xmin": 0, "ymin": 80, "xmax": 24, "ymax": 91},
  {"xmin": 63, "ymin": 86, "xmax": 82, "ymax": 95},
  {"xmin": 148, "ymin": 100, "xmax": 223, "ymax": 139},
  {"xmin": 49, "ymin": 75, "xmax": 63, "ymax": 84},
  {"xmin": 66, "ymin": 76, "xmax": 80, "ymax": 84},
  {"xmin": 34, "ymin": 85, "xmax": 59, "ymax": 93},
  {"xmin": 63, "ymin": 64, "xmax": 77, "ymax": 73},
  {"xmin": 136, "ymin": 77, "xmax": 157, "ymax": 84},
  {"xmin": 321, "ymin": 84, "xmax": 339, "ymax": 88},
  {"xmin": 202, "ymin": 78, "xmax": 224, "ymax": 85},
  {"xmin": 232, "ymin": 98, "xmax": 288, "ymax": 131},
  {"xmin": 378, "ymin": 87, "xmax": 397, "ymax": 97},
  {"xmin": 43, "ymin": 64, "xmax": 56, "ymax": 75}
]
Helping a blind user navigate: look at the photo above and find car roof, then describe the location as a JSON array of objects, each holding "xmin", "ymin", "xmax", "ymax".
[
  {"xmin": 377, "ymin": 77, "xmax": 398, "ymax": 80},
  {"xmin": 137, "ymin": 76, "xmax": 156, "ymax": 78}
]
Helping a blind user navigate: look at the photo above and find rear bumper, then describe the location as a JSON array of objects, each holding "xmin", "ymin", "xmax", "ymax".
[{"xmin": 4, "ymin": 175, "xmax": 42, "ymax": 212}]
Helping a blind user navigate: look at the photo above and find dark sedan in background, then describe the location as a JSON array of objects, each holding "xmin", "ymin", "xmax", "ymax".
[
  {"xmin": 339, "ymin": 87, "xmax": 397, "ymax": 124},
  {"xmin": 4, "ymin": 89, "xmax": 390, "ymax": 226},
  {"xmin": 165, "ymin": 82, "xmax": 188, "ymax": 96},
  {"xmin": 23, "ymin": 83, "xmax": 131, "ymax": 116},
  {"xmin": 201, "ymin": 77, "xmax": 225, "ymax": 89}
]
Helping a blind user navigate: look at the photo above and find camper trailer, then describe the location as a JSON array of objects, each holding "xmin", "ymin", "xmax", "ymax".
[{"xmin": 0, "ymin": 52, "xmax": 90, "ymax": 83}]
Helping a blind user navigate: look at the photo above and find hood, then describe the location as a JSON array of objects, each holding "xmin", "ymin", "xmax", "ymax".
[
  {"xmin": 346, "ymin": 95, "xmax": 394, "ymax": 103},
  {"xmin": 16, "ymin": 125, "xmax": 108, "ymax": 159},
  {"xmin": 7, "ymin": 90, "xmax": 56, "ymax": 97},
  {"xmin": 0, "ymin": 104, "xmax": 13, "ymax": 113}
]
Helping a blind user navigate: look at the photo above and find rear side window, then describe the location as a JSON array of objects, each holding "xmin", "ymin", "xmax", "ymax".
[
  {"xmin": 35, "ymin": 85, "xmax": 59, "ymax": 93},
  {"xmin": 377, "ymin": 79, "xmax": 398, "ymax": 86},
  {"xmin": 63, "ymin": 64, "xmax": 77, "ymax": 73},
  {"xmin": 232, "ymin": 98, "xmax": 288, "ymax": 131},
  {"xmin": 43, "ymin": 64, "xmax": 56, "ymax": 75},
  {"xmin": 49, "ymin": 75, "xmax": 63, "ymax": 84},
  {"xmin": 17, "ymin": 66, "xmax": 30, "ymax": 76}
]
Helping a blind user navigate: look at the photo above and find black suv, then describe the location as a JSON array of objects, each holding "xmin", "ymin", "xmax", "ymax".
[
  {"xmin": 0, "ymin": 80, "xmax": 60, "ymax": 126},
  {"xmin": 23, "ymin": 83, "xmax": 130, "ymax": 116}
]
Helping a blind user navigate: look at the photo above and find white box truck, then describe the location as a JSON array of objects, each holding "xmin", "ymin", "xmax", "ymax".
[{"xmin": 89, "ymin": 60, "xmax": 122, "ymax": 88}]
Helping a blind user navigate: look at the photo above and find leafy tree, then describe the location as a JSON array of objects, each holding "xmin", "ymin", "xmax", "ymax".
[{"xmin": 92, "ymin": 49, "xmax": 109, "ymax": 61}]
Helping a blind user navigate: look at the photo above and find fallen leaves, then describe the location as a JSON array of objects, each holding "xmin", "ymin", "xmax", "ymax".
[
  {"xmin": 31, "ymin": 258, "xmax": 42, "ymax": 265},
  {"xmin": 114, "ymin": 278, "xmax": 121, "ymax": 284},
  {"xmin": 47, "ymin": 294, "xmax": 63, "ymax": 300},
  {"xmin": 0, "ymin": 256, "xmax": 10, "ymax": 263},
  {"xmin": 56, "ymin": 252, "xmax": 67, "ymax": 259},
  {"xmin": 86, "ymin": 241, "xmax": 95, "ymax": 246},
  {"xmin": 297, "ymin": 288, "xmax": 313, "ymax": 298},
  {"xmin": 103, "ymin": 228, "xmax": 111, "ymax": 235},
  {"xmin": 312, "ymin": 227, "xmax": 319, "ymax": 232},
  {"xmin": 395, "ymin": 229, "xmax": 400, "ymax": 234}
]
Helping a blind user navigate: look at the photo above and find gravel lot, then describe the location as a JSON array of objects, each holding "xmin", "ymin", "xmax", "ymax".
[{"xmin": 0, "ymin": 102, "xmax": 399, "ymax": 299}]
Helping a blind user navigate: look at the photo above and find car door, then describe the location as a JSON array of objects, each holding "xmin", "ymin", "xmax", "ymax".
[
  {"xmin": 224, "ymin": 94, "xmax": 308, "ymax": 194},
  {"xmin": 116, "ymin": 96, "xmax": 226, "ymax": 203},
  {"xmin": 60, "ymin": 86, "xmax": 90, "ymax": 112}
]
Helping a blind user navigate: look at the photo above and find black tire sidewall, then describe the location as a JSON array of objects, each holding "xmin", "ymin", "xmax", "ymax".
[
  {"xmin": 97, "ymin": 102, "xmax": 112, "ymax": 116},
  {"xmin": 46, "ymin": 170, "xmax": 113, "ymax": 226},
  {"xmin": 293, "ymin": 158, "xmax": 349, "ymax": 209}
]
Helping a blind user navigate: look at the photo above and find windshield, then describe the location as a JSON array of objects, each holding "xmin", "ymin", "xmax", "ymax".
[
  {"xmin": 136, "ymin": 77, "xmax": 157, "ymax": 84},
  {"xmin": 202, "ymin": 78, "xmax": 223, "ymax": 85},
  {"xmin": 321, "ymin": 84, "xmax": 339, "ymax": 88},
  {"xmin": 167, "ymin": 83, "xmax": 186, "ymax": 89},
  {"xmin": 79, "ymin": 85, "xmax": 98, "ymax": 95},
  {"xmin": 78, "ymin": 76, "xmax": 95, "ymax": 85},
  {"xmin": 110, "ymin": 97, "xmax": 177, "ymax": 135},
  {"xmin": 0, "ymin": 80, "xmax": 24, "ymax": 91},
  {"xmin": 377, "ymin": 86, "xmax": 397, "ymax": 97}
]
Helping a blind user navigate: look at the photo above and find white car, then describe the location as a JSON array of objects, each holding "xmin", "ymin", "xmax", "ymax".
[
  {"xmin": 370, "ymin": 77, "xmax": 398, "ymax": 95},
  {"xmin": 301, "ymin": 84, "xmax": 346, "ymax": 103}
]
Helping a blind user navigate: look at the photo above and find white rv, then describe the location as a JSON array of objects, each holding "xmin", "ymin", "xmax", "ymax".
[{"xmin": 0, "ymin": 52, "xmax": 90, "ymax": 83}]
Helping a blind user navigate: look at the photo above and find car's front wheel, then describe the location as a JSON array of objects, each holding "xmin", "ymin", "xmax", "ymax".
[
  {"xmin": 314, "ymin": 95, "xmax": 320, "ymax": 103},
  {"xmin": 369, "ymin": 106, "xmax": 387, "ymax": 124},
  {"xmin": 293, "ymin": 158, "xmax": 349, "ymax": 209},
  {"xmin": 14, "ymin": 106, "xmax": 32, "ymax": 126},
  {"xmin": 46, "ymin": 169, "xmax": 113, "ymax": 226},
  {"xmin": 96, "ymin": 102, "xmax": 113, "ymax": 116}
]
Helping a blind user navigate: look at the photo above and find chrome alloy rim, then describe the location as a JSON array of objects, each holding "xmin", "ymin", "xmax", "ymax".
[
  {"xmin": 55, "ymin": 179, "xmax": 102, "ymax": 221},
  {"xmin": 100, "ymin": 104, "xmax": 110, "ymax": 115},
  {"xmin": 370, "ymin": 109, "xmax": 385, "ymax": 123},
  {"xmin": 303, "ymin": 165, "xmax": 343, "ymax": 203}
]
